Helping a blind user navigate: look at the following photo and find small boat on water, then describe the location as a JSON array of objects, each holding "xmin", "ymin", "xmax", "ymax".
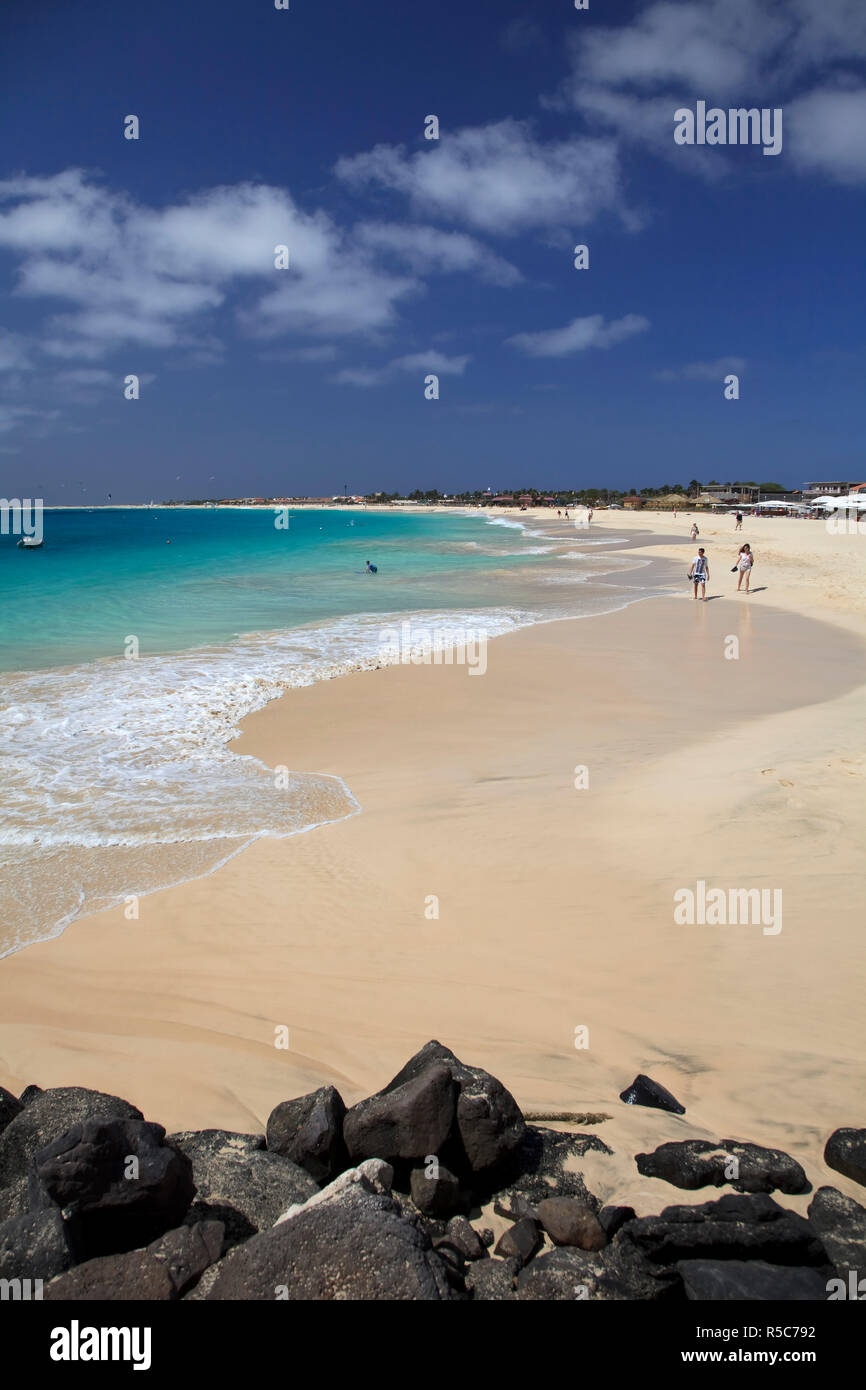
[{"xmin": 17, "ymin": 537, "xmax": 43, "ymax": 548}]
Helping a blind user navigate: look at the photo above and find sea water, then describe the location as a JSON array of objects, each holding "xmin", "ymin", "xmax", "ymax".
[{"xmin": 0, "ymin": 507, "xmax": 654, "ymax": 953}]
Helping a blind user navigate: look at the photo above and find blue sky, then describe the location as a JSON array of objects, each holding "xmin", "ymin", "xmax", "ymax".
[{"xmin": 1, "ymin": 0, "xmax": 864, "ymax": 501}]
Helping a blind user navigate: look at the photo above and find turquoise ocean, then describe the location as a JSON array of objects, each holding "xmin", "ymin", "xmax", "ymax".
[{"xmin": 0, "ymin": 506, "xmax": 653, "ymax": 955}]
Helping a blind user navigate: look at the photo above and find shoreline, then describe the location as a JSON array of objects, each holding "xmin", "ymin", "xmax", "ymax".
[
  {"xmin": 0, "ymin": 512, "xmax": 667, "ymax": 956},
  {"xmin": 1, "ymin": 535, "xmax": 864, "ymax": 1214}
]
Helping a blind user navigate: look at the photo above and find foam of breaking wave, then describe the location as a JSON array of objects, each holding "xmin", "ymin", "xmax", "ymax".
[{"xmin": 0, "ymin": 606, "xmax": 532, "ymax": 954}]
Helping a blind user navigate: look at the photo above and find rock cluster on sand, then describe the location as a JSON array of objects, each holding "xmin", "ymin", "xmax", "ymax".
[{"xmin": 0, "ymin": 1047, "xmax": 862, "ymax": 1301}]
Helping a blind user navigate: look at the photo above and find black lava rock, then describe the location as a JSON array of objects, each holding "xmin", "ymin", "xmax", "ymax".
[
  {"xmin": 0, "ymin": 1087, "xmax": 22, "ymax": 1138},
  {"xmin": 206, "ymin": 1172, "xmax": 453, "ymax": 1300},
  {"xmin": 824, "ymin": 1128, "xmax": 866, "ymax": 1189},
  {"xmin": 0, "ymin": 1086, "xmax": 142, "ymax": 1191},
  {"xmin": 0, "ymin": 1208, "xmax": 80, "ymax": 1283},
  {"xmin": 599, "ymin": 1205, "xmax": 636, "ymax": 1239},
  {"xmin": 343, "ymin": 1062, "xmax": 456, "ymax": 1169},
  {"xmin": 677, "ymin": 1259, "xmax": 828, "ymax": 1301},
  {"xmin": 168, "ymin": 1129, "xmax": 318, "ymax": 1247},
  {"xmin": 807, "ymin": 1186, "xmax": 866, "ymax": 1278},
  {"xmin": 636, "ymin": 1139, "xmax": 810, "ymax": 1195},
  {"xmin": 266, "ymin": 1085, "xmax": 347, "ymax": 1185},
  {"xmin": 465, "ymin": 1256, "xmax": 518, "ymax": 1300},
  {"xmin": 43, "ymin": 1219, "xmax": 224, "ymax": 1301},
  {"xmin": 409, "ymin": 1162, "xmax": 462, "ymax": 1218},
  {"xmin": 379, "ymin": 1041, "xmax": 526, "ymax": 1179},
  {"xmin": 494, "ymin": 1216, "xmax": 543, "ymax": 1266},
  {"xmin": 620, "ymin": 1074, "xmax": 685, "ymax": 1115},
  {"xmin": 443, "ymin": 1215, "xmax": 487, "ymax": 1261},
  {"xmin": 29, "ymin": 1117, "xmax": 194, "ymax": 1259},
  {"xmin": 620, "ymin": 1193, "xmax": 828, "ymax": 1267},
  {"xmin": 496, "ymin": 1125, "xmax": 608, "ymax": 1209},
  {"xmin": 515, "ymin": 1242, "xmax": 681, "ymax": 1301}
]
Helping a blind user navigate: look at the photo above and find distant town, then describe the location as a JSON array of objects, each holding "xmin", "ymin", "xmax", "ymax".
[{"xmin": 164, "ymin": 478, "xmax": 863, "ymax": 509}]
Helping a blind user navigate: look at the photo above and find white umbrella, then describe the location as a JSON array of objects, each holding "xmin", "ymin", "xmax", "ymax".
[{"xmin": 820, "ymin": 495, "xmax": 866, "ymax": 511}]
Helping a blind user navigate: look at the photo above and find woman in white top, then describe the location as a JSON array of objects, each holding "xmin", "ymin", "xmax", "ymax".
[{"xmin": 736, "ymin": 543, "xmax": 754, "ymax": 592}]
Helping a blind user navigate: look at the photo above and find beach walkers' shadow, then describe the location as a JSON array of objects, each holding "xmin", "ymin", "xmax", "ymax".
[{"xmin": 748, "ymin": 586, "xmax": 768, "ymax": 593}]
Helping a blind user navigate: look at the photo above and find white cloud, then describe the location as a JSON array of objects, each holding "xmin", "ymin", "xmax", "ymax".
[
  {"xmin": 787, "ymin": 87, "xmax": 866, "ymax": 182},
  {"xmin": 573, "ymin": 1, "xmax": 784, "ymax": 94},
  {"xmin": 335, "ymin": 119, "xmax": 625, "ymax": 234},
  {"xmin": 55, "ymin": 369, "xmax": 113, "ymax": 386},
  {"xmin": 356, "ymin": 223, "xmax": 522, "ymax": 285},
  {"xmin": 654, "ymin": 356, "xmax": 746, "ymax": 381},
  {"xmin": 0, "ymin": 329, "xmax": 30, "ymax": 372},
  {"xmin": 0, "ymin": 171, "xmax": 423, "ymax": 360},
  {"xmin": 507, "ymin": 314, "xmax": 649, "ymax": 358},
  {"xmin": 555, "ymin": 0, "xmax": 866, "ymax": 183},
  {"xmin": 334, "ymin": 349, "xmax": 471, "ymax": 387},
  {"xmin": 0, "ymin": 405, "xmax": 59, "ymax": 434}
]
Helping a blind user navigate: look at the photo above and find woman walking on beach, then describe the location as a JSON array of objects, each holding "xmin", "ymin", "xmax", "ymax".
[
  {"xmin": 735, "ymin": 543, "xmax": 754, "ymax": 592},
  {"xmin": 689, "ymin": 547, "xmax": 709, "ymax": 600},
  {"xmin": 690, "ymin": 522, "xmax": 699, "ymax": 541}
]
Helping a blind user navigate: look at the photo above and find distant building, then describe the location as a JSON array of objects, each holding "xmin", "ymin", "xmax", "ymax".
[
  {"xmin": 803, "ymin": 480, "xmax": 863, "ymax": 499},
  {"xmin": 699, "ymin": 484, "xmax": 761, "ymax": 504}
]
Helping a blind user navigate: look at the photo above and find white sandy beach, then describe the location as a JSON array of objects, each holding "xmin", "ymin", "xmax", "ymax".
[{"xmin": 0, "ymin": 508, "xmax": 864, "ymax": 1217}]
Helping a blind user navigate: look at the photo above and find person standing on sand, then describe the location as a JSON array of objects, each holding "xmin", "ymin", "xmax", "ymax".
[
  {"xmin": 690, "ymin": 522, "xmax": 699, "ymax": 541},
  {"xmin": 735, "ymin": 511, "xmax": 743, "ymax": 531},
  {"xmin": 689, "ymin": 547, "xmax": 709, "ymax": 600},
  {"xmin": 735, "ymin": 543, "xmax": 754, "ymax": 592}
]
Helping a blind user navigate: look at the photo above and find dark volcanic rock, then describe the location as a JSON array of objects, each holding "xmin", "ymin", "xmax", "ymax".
[
  {"xmin": 497, "ymin": 1125, "xmax": 609, "ymax": 1209},
  {"xmin": 535, "ymin": 1197, "xmax": 607, "ymax": 1250},
  {"xmin": 677, "ymin": 1259, "xmax": 828, "ymax": 1301},
  {"xmin": 266, "ymin": 1085, "xmax": 347, "ymax": 1185},
  {"xmin": 636, "ymin": 1139, "xmax": 810, "ymax": 1195},
  {"xmin": 44, "ymin": 1250, "xmax": 175, "ymax": 1301},
  {"xmin": 443, "ymin": 1215, "xmax": 487, "ymax": 1262},
  {"xmin": 409, "ymin": 1162, "xmax": 462, "ymax": 1218},
  {"xmin": 0, "ymin": 1208, "xmax": 79, "ymax": 1283},
  {"xmin": 0, "ymin": 1086, "xmax": 142, "ymax": 1190},
  {"xmin": 43, "ymin": 1218, "xmax": 224, "ymax": 1301},
  {"xmin": 0, "ymin": 1086, "xmax": 22, "ymax": 1138},
  {"xmin": 207, "ymin": 1169, "xmax": 452, "ymax": 1300},
  {"xmin": 146, "ymin": 1220, "xmax": 225, "ymax": 1296},
  {"xmin": 343, "ymin": 1062, "xmax": 456, "ymax": 1168},
  {"xmin": 379, "ymin": 1041, "xmax": 525, "ymax": 1178},
  {"xmin": 808, "ymin": 1186, "xmax": 866, "ymax": 1278},
  {"xmin": 465, "ymin": 1256, "xmax": 518, "ymax": 1300},
  {"xmin": 599, "ymin": 1204, "xmax": 636, "ymax": 1239},
  {"xmin": 29, "ymin": 1118, "xmax": 194, "ymax": 1259},
  {"xmin": 824, "ymin": 1128, "xmax": 866, "ymax": 1189},
  {"xmin": 493, "ymin": 1191, "xmax": 539, "ymax": 1223},
  {"xmin": 515, "ymin": 1242, "xmax": 681, "ymax": 1301},
  {"xmin": 18, "ymin": 1086, "xmax": 43, "ymax": 1107},
  {"xmin": 621, "ymin": 1193, "xmax": 828, "ymax": 1267},
  {"xmin": 0, "ymin": 1177, "xmax": 28, "ymax": 1224},
  {"xmin": 620, "ymin": 1074, "xmax": 685, "ymax": 1115},
  {"xmin": 168, "ymin": 1129, "xmax": 317, "ymax": 1247},
  {"xmin": 494, "ymin": 1217, "xmax": 542, "ymax": 1266}
]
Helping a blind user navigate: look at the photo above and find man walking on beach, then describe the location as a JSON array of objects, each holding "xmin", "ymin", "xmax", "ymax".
[
  {"xmin": 735, "ymin": 511, "xmax": 743, "ymax": 531},
  {"xmin": 689, "ymin": 547, "xmax": 709, "ymax": 600}
]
